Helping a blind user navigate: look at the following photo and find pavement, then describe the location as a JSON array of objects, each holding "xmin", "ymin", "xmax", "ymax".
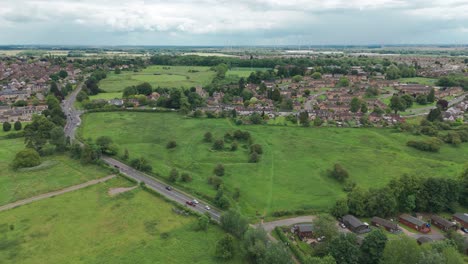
[
  {"xmin": 61, "ymin": 80, "xmax": 222, "ymax": 223},
  {"xmin": 0, "ymin": 175, "xmax": 116, "ymax": 212}
]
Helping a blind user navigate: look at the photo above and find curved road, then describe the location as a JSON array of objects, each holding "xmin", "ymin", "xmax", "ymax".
[{"xmin": 61, "ymin": 79, "xmax": 222, "ymax": 223}]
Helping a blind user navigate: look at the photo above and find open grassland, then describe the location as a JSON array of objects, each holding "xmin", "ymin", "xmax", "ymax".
[
  {"xmin": 0, "ymin": 177, "xmax": 241, "ymax": 264},
  {"xmin": 80, "ymin": 112, "xmax": 468, "ymax": 217},
  {"xmin": 0, "ymin": 138, "xmax": 109, "ymax": 206},
  {"xmin": 89, "ymin": 92, "xmax": 123, "ymax": 100},
  {"xmin": 99, "ymin": 65, "xmax": 216, "ymax": 93},
  {"xmin": 398, "ymin": 77, "xmax": 438, "ymax": 85},
  {"xmin": 227, "ymin": 67, "xmax": 270, "ymax": 78}
]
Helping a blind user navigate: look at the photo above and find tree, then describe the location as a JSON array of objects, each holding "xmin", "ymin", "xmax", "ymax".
[
  {"xmin": 2, "ymin": 121, "xmax": 11, "ymax": 132},
  {"xmin": 80, "ymin": 143, "xmax": 101, "ymax": 164},
  {"xmin": 299, "ymin": 111, "xmax": 310, "ymax": 126},
  {"xmin": 336, "ymin": 77, "xmax": 350, "ymax": 87},
  {"xmin": 313, "ymin": 214, "xmax": 340, "ymax": 255},
  {"xmin": 350, "ymin": 97, "xmax": 361, "ymax": 113},
  {"xmin": 12, "ymin": 148, "xmax": 41, "ymax": 169},
  {"xmin": 136, "ymin": 82, "xmax": 153, "ymax": 95},
  {"xmin": 213, "ymin": 139, "xmax": 224, "ymax": 150},
  {"xmin": 181, "ymin": 172, "xmax": 192, "ymax": 182},
  {"xmin": 360, "ymin": 103, "xmax": 368, "ymax": 113},
  {"xmin": 416, "ymin": 94, "xmax": 428, "ymax": 105},
  {"xmin": 215, "ymin": 234, "xmax": 235, "ymax": 260},
  {"xmin": 385, "ymin": 65, "xmax": 400, "ymax": 80},
  {"xmin": 230, "ymin": 142, "xmax": 238, "ymax": 151},
  {"xmin": 360, "ymin": 229, "xmax": 387, "ymax": 264},
  {"xmin": 129, "ymin": 157, "xmax": 151, "ymax": 172},
  {"xmin": 24, "ymin": 115, "xmax": 55, "ymax": 152},
  {"xmin": 427, "ymin": 88, "xmax": 435, "ymax": 103},
  {"xmin": 436, "ymin": 99, "xmax": 449, "ymax": 110},
  {"xmin": 389, "ymin": 95, "xmax": 407, "ymax": 114},
  {"xmin": 249, "ymin": 152, "xmax": 260, "ymax": 163},
  {"xmin": 50, "ymin": 126, "xmax": 66, "ymax": 152},
  {"xmin": 312, "ymin": 72, "xmax": 322, "ymax": 79},
  {"xmin": 123, "ymin": 148, "xmax": 129, "ymax": 160},
  {"xmin": 58, "ymin": 70, "xmax": 68, "ymax": 79},
  {"xmin": 401, "ymin": 94, "xmax": 414, "ymax": 108},
  {"xmin": 169, "ymin": 168, "xmax": 179, "ymax": 182},
  {"xmin": 260, "ymin": 243, "xmax": 293, "ymax": 264},
  {"xmin": 196, "ymin": 215, "xmax": 210, "ymax": 231},
  {"xmin": 122, "ymin": 86, "xmax": 137, "ymax": 98},
  {"xmin": 427, "ymin": 108, "xmax": 442, "ymax": 122},
  {"xmin": 220, "ymin": 209, "xmax": 249, "ymax": 238},
  {"xmin": 347, "ymin": 188, "xmax": 368, "ymax": 216},
  {"xmin": 331, "ymin": 199, "xmax": 349, "ymax": 218},
  {"xmin": 204, "ymin": 132, "xmax": 213, "ymax": 142},
  {"xmin": 96, "ymin": 136, "xmax": 118, "ymax": 155},
  {"xmin": 250, "ymin": 144, "xmax": 263, "ymax": 155},
  {"xmin": 214, "ymin": 164, "xmax": 225, "ymax": 176},
  {"xmin": 314, "ymin": 117, "xmax": 324, "ymax": 127},
  {"xmin": 13, "ymin": 121, "xmax": 22, "ymax": 131},
  {"xmin": 250, "ymin": 113, "xmax": 263, "ymax": 124},
  {"xmin": 242, "ymin": 228, "xmax": 269, "ymax": 263},
  {"xmin": 365, "ymin": 187, "xmax": 397, "ymax": 217},
  {"xmin": 329, "ymin": 163, "xmax": 349, "ymax": 182},
  {"xmin": 381, "ymin": 237, "xmax": 420, "ymax": 264},
  {"xmin": 329, "ymin": 233, "xmax": 360, "ymax": 264},
  {"xmin": 76, "ymin": 91, "xmax": 89, "ymax": 102},
  {"xmin": 70, "ymin": 142, "xmax": 82, "ymax": 159},
  {"xmin": 166, "ymin": 140, "xmax": 177, "ymax": 149},
  {"xmin": 114, "ymin": 68, "xmax": 121, "ymax": 74}
]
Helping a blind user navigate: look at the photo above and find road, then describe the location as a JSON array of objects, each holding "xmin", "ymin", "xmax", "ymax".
[
  {"xmin": 61, "ymin": 77, "xmax": 222, "ymax": 223},
  {"xmin": 0, "ymin": 175, "xmax": 116, "ymax": 212}
]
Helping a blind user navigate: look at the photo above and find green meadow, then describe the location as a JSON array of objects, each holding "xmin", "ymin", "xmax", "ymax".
[
  {"xmin": 99, "ymin": 65, "xmax": 216, "ymax": 93},
  {"xmin": 0, "ymin": 177, "xmax": 242, "ymax": 264},
  {"xmin": 80, "ymin": 112, "xmax": 468, "ymax": 217},
  {"xmin": 398, "ymin": 77, "xmax": 438, "ymax": 85},
  {"xmin": 0, "ymin": 138, "xmax": 109, "ymax": 205}
]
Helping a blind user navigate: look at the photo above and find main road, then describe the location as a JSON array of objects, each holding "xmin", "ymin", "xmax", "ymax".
[{"xmin": 61, "ymin": 78, "xmax": 222, "ymax": 223}]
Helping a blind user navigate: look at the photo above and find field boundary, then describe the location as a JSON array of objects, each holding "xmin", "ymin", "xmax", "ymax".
[{"xmin": 0, "ymin": 175, "xmax": 116, "ymax": 212}]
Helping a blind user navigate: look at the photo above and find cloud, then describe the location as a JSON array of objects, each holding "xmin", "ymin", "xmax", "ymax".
[{"xmin": 0, "ymin": 0, "xmax": 467, "ymax": 44}]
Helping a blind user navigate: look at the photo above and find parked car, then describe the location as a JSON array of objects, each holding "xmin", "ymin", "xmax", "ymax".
[
  {"xmin": 339, "ymin": 223, "xmax": 346, "ymax": 229},
  {"xmin": 165, "ymin": 186, "xmax": 173, "ymax": 191},
  {"xmin": 193, "ymin": 199, "xmax": 199, "ymax": 204},
  {"xmin": 186, "ymin": 201, "xmax": 195, "ymax": 207},
  {"xmin": 461, "ymin": 227, "xmax": 468, "ymax": 233},
  {"xmin": 205, "ymin": 205, "xmax": 211, "ymax": 210}
]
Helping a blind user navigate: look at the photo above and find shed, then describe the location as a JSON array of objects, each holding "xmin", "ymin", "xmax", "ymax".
[
  {"xmin": 342, "ymin": 215, "xmax": 370, "ymax": 234},
  {"xmin": 453, "ymin": 213, "xmax": 468, "ymax": 229},
  {"xmin": 430, "ymin": 215, "xmax": 456, "ymax": 231},
  {"xmin": 294, "ymin": 224, "xmax": 313, "ymax": 238},
  {"xmin": 399, "ymin": 214, "xmax": 431, "ymax": 233},
  {"xmin": 371, "ymin": 217, "xmax": 399, "ymax": 233},
  {"xmin": 417, "ymin": 236, "xmax": 433, "ymax": 245}
]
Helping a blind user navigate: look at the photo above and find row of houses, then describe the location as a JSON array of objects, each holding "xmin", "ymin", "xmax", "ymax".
[{"xmin": 0, "ymin": 105, "xmax": 48, "ymax": 122}]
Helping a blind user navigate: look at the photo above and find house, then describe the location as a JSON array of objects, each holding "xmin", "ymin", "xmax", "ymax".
[
  {"xmin": 417, "ymin": 236, "xmax": 433, "ymax": 245},
  {"xmin": 294, "ymin": 224, "xmax": 313, "ymax": 239},
  {"xmin": 430, "ymin": 215, "xmax": 457, "ymax": 231},
  {"xmin": 371, "ymin": 217, "xmax": 400, "ymax": 233},
  {"xmin": 453, "ymin": 213, "xmax": 468, "ymax": 229},
  {"xmin": 399, "ymin": 214, "xmax": 431, "ymax": 233},
  {"xmin": 342, "ymin": 215, "xmax": 371, "ymax": 234}
]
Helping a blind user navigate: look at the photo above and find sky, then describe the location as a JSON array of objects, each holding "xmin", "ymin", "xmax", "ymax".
[{"xmin": 0, "ymin": 0, "xmax": 467, "ymax": 45}]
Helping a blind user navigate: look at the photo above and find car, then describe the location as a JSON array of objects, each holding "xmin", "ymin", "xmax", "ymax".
[
  {"xmin": 193, "ymin": 199, "xmax": 199, "ymax": 204},
  {"xmin": 339, "ymin": 223, "xmax": 346, "ymax": 229},
  {"xmin": 186, "ymin": 201, "xmax": 195, "ymax": 206},
  {"xmin": 205, "ymin": 205, "xmax": 211, "ymax": 210},
  {"xmin": 165, "ymin": 186, "xmax": 173, "ymax": 191},
  {"xmin": 461, "ymin": 227, "xmax": 468, "ymax": 233}
]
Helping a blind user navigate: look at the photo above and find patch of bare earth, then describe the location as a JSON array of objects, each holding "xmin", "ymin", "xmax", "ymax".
[{"xmin": 108, "ymin": 186, "xmax": 137, "ymax": 196}]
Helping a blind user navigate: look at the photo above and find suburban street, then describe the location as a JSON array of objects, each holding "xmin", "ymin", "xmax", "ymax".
[{"xmin": 61, "ymin": 80, "xmax": 222, "ymax": 223}]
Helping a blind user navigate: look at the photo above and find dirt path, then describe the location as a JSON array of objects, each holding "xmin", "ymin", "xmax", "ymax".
[
  {"xmin": 0, "ymin": 175, "xmax": 116, "ymax": 212},
  {"xmin": 108, "ymin": 186, "xmax": 137, "ymax": 196}
]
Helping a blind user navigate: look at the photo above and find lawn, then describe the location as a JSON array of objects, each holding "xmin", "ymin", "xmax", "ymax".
[
  {"xmin": 99, "ymin": 65, "xmax": 216, "ymax": 93},
  {"xmin": 80, "ymin": 112, "xmax": 468, "ymax": 217},
  {"xmin": 398, "ymin": 77, "xmax": 438, "ymax": 86},
  {"xmin": 0, "ymin": 138, "xmax": 110, "ymax": 205},
  {"xmin": 0, "ymin": 177, "xmax": 242, "ymax": 264},
  {"xmin": 89, "ymin": 92, "xmax": 122, "ymax": 100},
  {"xmin": 227, "ymin": 67, "xmax": 270, "ymax": 78}
]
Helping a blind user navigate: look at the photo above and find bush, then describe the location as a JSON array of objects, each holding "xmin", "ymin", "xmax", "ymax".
[
  {"xmin": 407, "ymin": 138, "xmax": 442, "ymax": 152},
  {"xmin": 181, "ymin": 172, "xmax": 192, "ymax": 182},
  {"xmin": 214, "ymin": 164, "xmax": 225, "ymax": 176},
  {"xmin": 250, "ymin": 144, "xmax": 263, "ymax": 154},
  {"xmin": 166, "ymin": 140, "xmax": 177, "ymax": 149},
  {"xmin": 13, "ymin": 121, "xmax": 22, "ymax": 131},
  {"xmin": 169, "ymin": 168, "xmax": 179, "ymax": 182},
  {"xmin": 230, "ymin": 142, "xmax": 238, "ymax": 151},
  {"xmin": 249, "ymin": 152, "xmax": 260, "ymax": 163},
  {"xmin": 328, "ymin": 163, "xmax": 349, "ymax": 182},
  {"xmin": 3, "ymin": 122, "xmax": 11, "ymax": 132},
  {"xmin": 212, "ymin": 139, "xmax": 224, "ymax": 150},
  {"xmin": 208, "ymin": 176, "xmax": 223, "ymax": 189},
  {"xmin": 204, "ymin": 132, "xmax": 213, "ymax": 142},
  {"xmin": 12, "ymin": 148, "xmax": 41, "ymax": 169}
]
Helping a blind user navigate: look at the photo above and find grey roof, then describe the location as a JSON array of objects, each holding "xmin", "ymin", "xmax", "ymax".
[
  {"xmin": 296, "ymin": 224, "xmax": 313, "ymax": 233},
  {"xmin": 431, "ymin": 215, "xmax": 456, "ymax": 228},
  {"xmin": 343, "ymin": 215, "xmax": 365, "ymax": 228},
  {"xmin": 454, "ymin": 213, "xmax": 468, "ymax": 223},
  {"xmin": 400, "ymin": 214, "xmax": 426, "ymax": 227},
  {"xmin": 371, "ymin": 217, "xmax": 398, "ymax": 229}
]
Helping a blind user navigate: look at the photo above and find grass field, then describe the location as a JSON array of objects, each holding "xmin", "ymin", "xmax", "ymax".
[
  {"xmin": 398, "ymin": 77, "xmax": 438, "ymax": 85},
  {"xmin": 89, "ymin": 92, "xmax": 123, "ymax": 100},
  {"xmin": 80, "ymin": 112, "xmax": 468, "ymax": 217},
  {"xmin": 0, "ymin": 138, "xmax": 110, "ymax": 206},
  {"xmin": 227, "ymin": 67, "xmax": 270, "ymax": 78},
  {"xmin": 99, "ymin": 65, "xmax": 216, "ymax": 93},
  {"xmin": 0, "ymin": 177, "xmax": 242, "ymax": 264}
]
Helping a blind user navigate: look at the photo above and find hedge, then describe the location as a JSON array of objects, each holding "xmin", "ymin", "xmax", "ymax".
[{"xmin": 275, "ymin": 227, "xmax": 308, "ymax": 263}]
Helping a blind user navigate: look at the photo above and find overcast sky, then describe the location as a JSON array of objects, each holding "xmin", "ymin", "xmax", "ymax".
[{"xmin": 0, "ymin": 0, "xmax": 467, "ymax": 45}]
